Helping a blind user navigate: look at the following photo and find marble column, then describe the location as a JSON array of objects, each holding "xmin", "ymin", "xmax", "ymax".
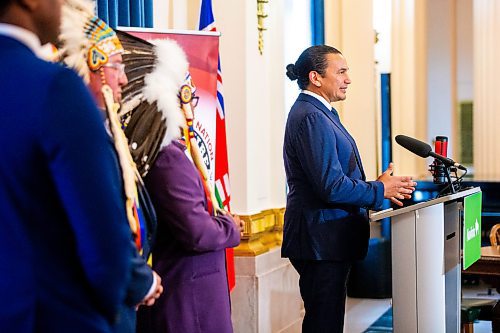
[
  {"xmin": 473, "ymin": 0, "xmax": 500, "ymax": 179},
  {"xmin": 390, "ymin": 0, "xmax": 429, "ymax": 177},
  {"xmin": 231, "ymin": 247, "xmax": 303, "ymax": 333}
]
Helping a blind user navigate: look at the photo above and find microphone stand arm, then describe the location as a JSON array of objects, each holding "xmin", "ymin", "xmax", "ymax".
[{"xmin": 443, "ymin": 166, "xmax": 456, "ymax": 194}]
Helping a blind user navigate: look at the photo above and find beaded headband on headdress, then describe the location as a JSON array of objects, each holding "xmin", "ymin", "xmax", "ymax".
[{"xmin": 59, "ymin": 0, "xmax": 124, "ymax": 83}]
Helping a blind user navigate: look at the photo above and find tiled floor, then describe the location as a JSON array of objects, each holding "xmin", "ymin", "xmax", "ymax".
[
  {"xmin": 344, "ymin": 297, "xmax": 391, "ymax": 332},
  {"xmin": 343, "ymin": 282, "xmax": 499, "ymax": 333}
]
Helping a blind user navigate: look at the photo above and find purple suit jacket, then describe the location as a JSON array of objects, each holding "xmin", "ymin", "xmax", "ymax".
[{"xmin": 138, "ymin": 141, "xmax": 240, "ymax": 333}]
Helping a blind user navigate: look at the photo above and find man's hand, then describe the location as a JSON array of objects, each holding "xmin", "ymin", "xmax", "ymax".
[
  {"xmin": 140, "ymin": 271, "xmax": 163, "ymax": 307},
  {"xmin": 220, "ymin": 209, "xmax": 244, "ymax": 237},
  {"xmin": 377, "ymin": 162, "xmax": 417, "ymax": 207},
  {"xmin": 231, "ymin": 214, "xmax": 245, "ymax": 238}
]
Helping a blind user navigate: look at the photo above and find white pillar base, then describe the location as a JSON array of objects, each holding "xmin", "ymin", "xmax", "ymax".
[{"xmin": 231, "ymin": 247, "xmax": 303, "ymax": 333}]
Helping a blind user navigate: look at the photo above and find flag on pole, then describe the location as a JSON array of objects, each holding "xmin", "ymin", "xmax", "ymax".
[{"xmin": 199, "ymin": 0, "xmax": 236, "ymax": 291}]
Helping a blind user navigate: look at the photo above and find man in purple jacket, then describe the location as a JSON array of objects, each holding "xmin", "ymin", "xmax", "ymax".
[
  {"xmin": 119, "ymin": 36, "xmax": 243, "ymax": 333},
  {"xmin": 143, "ymin": 137, "xmax": 242, "ymax": 333}
]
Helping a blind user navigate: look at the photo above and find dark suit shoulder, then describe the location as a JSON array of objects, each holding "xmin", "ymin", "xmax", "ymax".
[
  {"xmin": 290, "ymin": 95, "xmax": 324, "ymax": 114},
  {"xmin": 286, "ymin": 101, "xmax": 332, "ymax": 145},
  {"xmin": 0, "ymin": 38, "xmax": 85, "ymax": 104},
  {"xmin": 287, "ymin": 95, "xmax": 330, "ymax": 125},
  {"xmin": 0, "ymin": 37, "xmax": 66, "ymax": 77}
]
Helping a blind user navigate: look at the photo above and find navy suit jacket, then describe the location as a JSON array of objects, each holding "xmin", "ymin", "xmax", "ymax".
[
  {"xmin": 0, "ymin": 35, "xmax": 134, "ymax": 332},
  {"xmin": 282, "ymin": 93, "xmax": 384, "ymax": 261}
]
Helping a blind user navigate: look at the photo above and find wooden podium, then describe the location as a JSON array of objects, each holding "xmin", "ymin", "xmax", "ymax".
[{"xmin": 370, "ymin": 187, "xmax": 481, "ymax": 333}]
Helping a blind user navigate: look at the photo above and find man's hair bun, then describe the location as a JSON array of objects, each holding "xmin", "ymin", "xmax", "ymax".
[{"xmin": 286, "ymin": 64, "xmax": 298, "ymax": 81}]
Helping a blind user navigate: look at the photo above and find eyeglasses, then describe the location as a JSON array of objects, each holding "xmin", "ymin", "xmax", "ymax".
[{"xmin": 102, "ymin": 62, "xmax": 125, "ymax": 74}]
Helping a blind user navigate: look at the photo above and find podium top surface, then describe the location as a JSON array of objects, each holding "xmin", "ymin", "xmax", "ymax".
[{"xmin": 370, "ymin": 187, "xmax": 481, "ymax": 221}]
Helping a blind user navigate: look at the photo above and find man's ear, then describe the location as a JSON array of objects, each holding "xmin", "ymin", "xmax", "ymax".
[{"xmin": 308, "ymin": 71, "xmax": 322, "ymax": 87}]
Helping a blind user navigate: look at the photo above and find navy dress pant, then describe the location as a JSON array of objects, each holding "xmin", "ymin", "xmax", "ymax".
[{"xmin": 290, "ymin": 259, "xmax": 352, "ymax": 333}]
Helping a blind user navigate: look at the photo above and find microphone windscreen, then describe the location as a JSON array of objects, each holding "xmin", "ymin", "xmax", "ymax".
[{"xmin": 395, "ymin": 135, "xmax": 432, "ymax": 158}]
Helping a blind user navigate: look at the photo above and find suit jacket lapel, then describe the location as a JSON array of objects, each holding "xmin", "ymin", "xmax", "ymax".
[
  {"xmin": 298, "ymin": 93, "xmax": 366, "ymax": 180},
  {"xmin": 332, "ymin": 111, "xmax": 366, "ymax": 180}
]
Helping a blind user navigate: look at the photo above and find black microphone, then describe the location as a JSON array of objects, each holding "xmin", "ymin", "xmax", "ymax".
[
  {"xmin": 395, "ymin": 135, "xmax": 467, "ymax": 170},
  {"xmin": 394, "ymin": 135, "xmax": 431, "ymax": 157}
]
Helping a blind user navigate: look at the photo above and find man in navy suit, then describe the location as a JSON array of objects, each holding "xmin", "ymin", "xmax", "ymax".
[
  {"xmin": 57, "ymin": 3, "xmax": 163, "ymax": 332},
  {"xmin": 283, "ymin": 45, "xmax": 417, "ymax": 333},
  {"xmin": 0, "ymin": 0, "xmax": 134, "ymax": 332},
  {"xmin": 82, "ymin": 27, "xmax": 162, "ymax": 333}
]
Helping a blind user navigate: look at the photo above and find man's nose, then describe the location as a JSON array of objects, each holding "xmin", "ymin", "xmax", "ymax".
[{"xmin": 120, "ymin": 71, "xmax": 128, "ymax": 86}]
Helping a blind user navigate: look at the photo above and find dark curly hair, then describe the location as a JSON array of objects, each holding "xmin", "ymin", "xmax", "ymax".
[{"xmin": 286, "ymin": 45, "xmax": 341, "ymax": 90}]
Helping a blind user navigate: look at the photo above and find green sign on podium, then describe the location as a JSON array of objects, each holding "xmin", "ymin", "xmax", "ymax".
[{"xmin": 463, "ymin": 191, "xmax": 482, "ymax": 270}]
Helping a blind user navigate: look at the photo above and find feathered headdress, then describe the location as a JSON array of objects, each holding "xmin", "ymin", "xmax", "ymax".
[
  {"xmin": 117, "ymin": 31, "xmax": 188, "ymax": 177},
  {"xmin": 117, "ymin": 32, "xmax": 221, "ymax": 214},
  {"xmin": 58, "ymin": 0, "xmax": 124, "ymax": 83}
]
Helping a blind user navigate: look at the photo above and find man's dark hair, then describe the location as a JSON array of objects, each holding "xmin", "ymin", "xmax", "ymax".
[
  {"xmin": 0, "ymin": 0, "xmax": 15, "ymax": 17},
  {"xmin": 286, "ymin": 45, "xmax": 341, "ymax": 90}
]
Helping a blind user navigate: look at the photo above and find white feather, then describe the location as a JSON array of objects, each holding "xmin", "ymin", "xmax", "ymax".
[
  {"xmin": 143, "ymin": 39, "xmax": 189, "ymax": 147},
  {"xmin": 58, "ymin": 0, "xmax": 95, "ymax": 83},
  {"xmin": 120, "ymin": 94, "xmax": 143, "ymax": 118}
]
